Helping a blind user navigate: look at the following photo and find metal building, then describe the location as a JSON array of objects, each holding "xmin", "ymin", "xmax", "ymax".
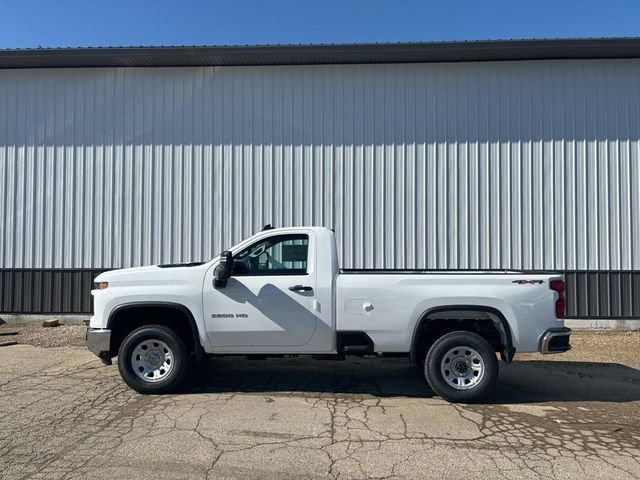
[{"xmin": 1, "ymin": 38, "xmax": 639, "ymax": 318}]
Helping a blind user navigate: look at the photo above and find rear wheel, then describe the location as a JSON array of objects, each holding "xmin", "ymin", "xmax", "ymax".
[
  {"xmin": 424, "ymin": 331, "xmax": 498, "ymax": 403},
  {"xmin": 118, "ymin": 325, "xmax": 189, "ymax": 394}
]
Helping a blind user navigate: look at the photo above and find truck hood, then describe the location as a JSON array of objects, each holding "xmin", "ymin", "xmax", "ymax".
[{"xmin": 95, "ymin": 262, "xmax": 210, "ymax": 286}]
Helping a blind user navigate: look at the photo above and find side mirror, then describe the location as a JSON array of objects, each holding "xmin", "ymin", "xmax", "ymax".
[{"xmin": 214, "ymin": 251, "xmax": 234, "ymax": 288}]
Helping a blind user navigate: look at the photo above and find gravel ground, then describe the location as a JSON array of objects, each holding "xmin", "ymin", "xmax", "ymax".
[
  {"xmin": 0, "ymin": 324, "xmax": 638, "ymax": 365},
  {"xmin": 0, "ymin": 323, "xmax": 87, "ymax": 348},
  {"xmin": 519, "ymin": 330, "xmax": 640, "ymax": 369}
]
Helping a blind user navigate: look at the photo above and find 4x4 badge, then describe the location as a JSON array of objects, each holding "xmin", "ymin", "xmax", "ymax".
[{"xmin": 512, "ymin": 280, "xmax": 544, "ymax": 285}]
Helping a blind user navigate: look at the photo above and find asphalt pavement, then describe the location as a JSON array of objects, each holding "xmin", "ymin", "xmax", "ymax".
[{"xmin": 0, "ymin": 331, "xmax": 639, "ymax": 479}]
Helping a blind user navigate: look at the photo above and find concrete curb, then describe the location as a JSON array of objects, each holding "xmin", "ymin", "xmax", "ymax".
[{"xmin": 565, "ymin": 319, "xmax": 640, "ymax": 331}]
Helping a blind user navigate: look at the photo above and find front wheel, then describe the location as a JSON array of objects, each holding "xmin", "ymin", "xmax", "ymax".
[
  {"xmin": 118, "ymin": 325, "xmax": 189, "ymax": 394},
  {"xmin": 424, "ymin": 331, "xmax": 498, "ymax": 403}
]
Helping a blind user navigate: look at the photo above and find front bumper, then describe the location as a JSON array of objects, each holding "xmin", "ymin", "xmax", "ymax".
[
  {"xmin": 539, "ymin": 327, "xmax": 572, "ymax": 354},
  {"xmin": 86, "ymin": 328, "xmax": 112, "ymax": 364}
]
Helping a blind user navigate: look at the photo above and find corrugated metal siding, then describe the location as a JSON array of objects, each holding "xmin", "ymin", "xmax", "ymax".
[
  {"xmin": 0, "ymin": 269, "xmax": 637, "ymax": 317},
  {"xmin": 0, "ymin": 269, "xmax": 105, "ymax": 314},
  {"xmin": 1, "ymin": 60, "xmax": 639, "ymax": 273},
  {"xmin": 565, "ymin": 271, "xmax": 640, "ymax": 318}
]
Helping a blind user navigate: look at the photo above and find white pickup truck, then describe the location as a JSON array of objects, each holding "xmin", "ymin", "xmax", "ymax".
[{"xmin": 87, "ymin": 226, "xmax": 571, "ymax": 402}]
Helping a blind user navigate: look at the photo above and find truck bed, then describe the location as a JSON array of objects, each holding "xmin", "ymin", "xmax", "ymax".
[
  {"xmin": 336, "ymin": 270, "xmax": 563, "ymax": 353},
  {"xmin": 340, "ymin": 269, "xmax": 555, "ymax": 275}
]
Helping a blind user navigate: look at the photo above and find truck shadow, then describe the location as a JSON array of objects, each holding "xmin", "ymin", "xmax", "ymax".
[
  {"xmin": 213, "ymin": 280, "xmax": 328, "ymax": 346},
  {"xmin": 184, "ymin": 357, "xmax": 640, "ymax": 404},
  {"xmin": 485, "ymin": 360, "xmax": 640, "ymax": 404}
]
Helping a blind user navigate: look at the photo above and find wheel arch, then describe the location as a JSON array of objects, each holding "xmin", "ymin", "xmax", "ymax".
[
  {"xmin": 409, "ymin": 305, "xmax": 515, "ymax": 365},
  {"xmin": 107, "ymin": 301, "xmax": 204, "ymax": 361}
]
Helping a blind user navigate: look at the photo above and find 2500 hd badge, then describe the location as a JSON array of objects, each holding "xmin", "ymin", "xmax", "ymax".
[{"xmin": 211, "ymin": 313, "xmax": 249, "ymax": 318}]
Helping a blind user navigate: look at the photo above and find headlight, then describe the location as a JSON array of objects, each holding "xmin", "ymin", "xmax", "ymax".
[{"xmin": 93, "ymin": 282, "xmax": 109, "ymax": 290}]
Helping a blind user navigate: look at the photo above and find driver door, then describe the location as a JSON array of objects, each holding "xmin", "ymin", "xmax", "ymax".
[{"xmin": 203, "ymin": 233, "xmax": 317, "ymax": 348}]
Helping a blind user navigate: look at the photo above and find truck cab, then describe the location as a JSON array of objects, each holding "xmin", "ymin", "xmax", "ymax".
[{"xmin": 202, "ymin": 227, "xmax": 337, "ymax": 352}]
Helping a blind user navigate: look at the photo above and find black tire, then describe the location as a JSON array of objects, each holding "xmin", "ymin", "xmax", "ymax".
[
  {"xmin": 117, "ymin": 325, "xmax": 189, "ymax": 394},
  {"xmin": 424, "ymin": 331, "xmax": 498, "ymax": 403}
]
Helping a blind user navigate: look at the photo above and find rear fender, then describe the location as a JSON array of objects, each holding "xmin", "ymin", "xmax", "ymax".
[{"xmin": 409, "ymin": 305, "xmax": 515, "ymax": 364}]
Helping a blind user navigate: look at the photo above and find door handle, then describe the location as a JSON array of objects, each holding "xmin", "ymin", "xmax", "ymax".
[{"xmin": 289, "ymin": 285, "xmax": 313, "ymax": 292}]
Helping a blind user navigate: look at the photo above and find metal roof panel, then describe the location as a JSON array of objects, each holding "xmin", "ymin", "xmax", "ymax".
[{"xmin": 1, "ymin": 38, "xmax": 640, "ymax": 69}]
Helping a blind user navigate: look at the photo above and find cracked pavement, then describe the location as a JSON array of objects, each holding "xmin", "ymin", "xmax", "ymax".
[{"xmin": 1, "ymin": 336, "xmax": 640, "ymax": 479}]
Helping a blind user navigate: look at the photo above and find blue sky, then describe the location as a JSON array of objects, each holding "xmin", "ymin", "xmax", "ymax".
[{"xmin": 0, "ymin": 0, "xmax": 638, "ymax": 48}]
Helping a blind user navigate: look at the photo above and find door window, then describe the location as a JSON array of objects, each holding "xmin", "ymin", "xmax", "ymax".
[{"xmin": 232, "ymin": 234, "xmax": 309, "ymax": 276}]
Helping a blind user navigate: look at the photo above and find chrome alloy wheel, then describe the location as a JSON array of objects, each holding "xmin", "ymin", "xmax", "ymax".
[
  {"xmin": 131, "ymin": 339, "xmax": 174, "ymax": 383},
  {"xmin": 439, "ymin": 346, "xmax": 485, "ymax": 390}
]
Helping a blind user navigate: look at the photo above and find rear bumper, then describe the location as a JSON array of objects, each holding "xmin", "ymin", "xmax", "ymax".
[
  {"xmin": 86, "ymin": 328, "xmax": 112, "ymax": 363},
  {"xmin": 539, "ymin": 327, "xmax": 572, "ymax": 354}
]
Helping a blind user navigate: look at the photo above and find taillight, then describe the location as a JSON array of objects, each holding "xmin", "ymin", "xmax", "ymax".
[{"xmin": 550, "ymin": 279, "xmax": 565, "ymax": 318}]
